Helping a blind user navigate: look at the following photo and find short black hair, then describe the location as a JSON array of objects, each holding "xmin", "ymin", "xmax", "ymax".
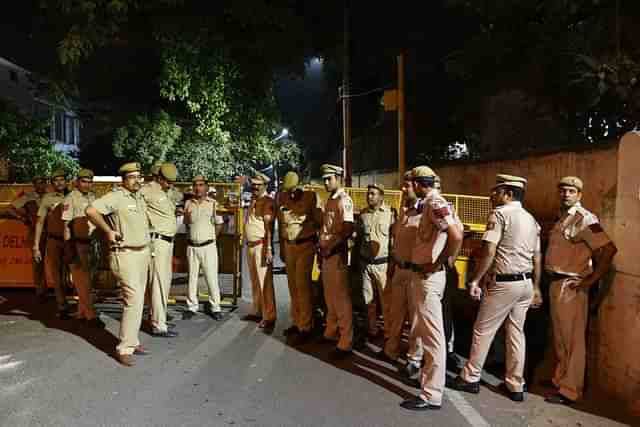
[{"xmin": 503, "ymin": 186, "xmax": 524, "ymax": 202}]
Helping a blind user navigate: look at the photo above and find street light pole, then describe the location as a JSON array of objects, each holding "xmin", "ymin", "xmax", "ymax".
[
  {"xmin": 342, "ymin": 0, "xmax": 352, "ymax": 187},
  {"xmin": 270, "ymin": 128, "xmax": 289, "ymax": 193}
]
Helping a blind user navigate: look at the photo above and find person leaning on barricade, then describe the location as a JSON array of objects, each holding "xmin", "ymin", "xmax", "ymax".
[
  {"xmin": 449, "ymin": 174, "xmax": 543, "ymax": 402},
  {"xmin": 182, "ymin": 175, "xmax": 225, "ymax": 321},
  {"xmin": 277, "ymin": 171, "xmax": 322, "ymax": 344},
  {"xmin": 86, "ymin": 162, "xmax": 152, "ymax": 367},
  {"xmin": 543, "ymin": 176, "xmax": 617, "ymax": 406},
  {"xmin": 33, "ymin": 169, "xmax": 71, "ymax": 319},
  {"xmin": 61, "ymin": 168, "xmax": 104, "ymax": 328},
  {"xmin": 9, "ymin": 175, "xmax": 49, "ymax": 303},
  {"xmin": 317, "ymin": 164, "xmax": 355, "ymax": 359}
]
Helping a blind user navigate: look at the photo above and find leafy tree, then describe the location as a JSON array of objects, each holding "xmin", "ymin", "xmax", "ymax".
[
  {"xmin": 112, "ymin": 109, "xmax": 182, "ymax": 173},
  {"xmin": 0, "ymin": 100, "xmax": 79, "ymax": 182}
]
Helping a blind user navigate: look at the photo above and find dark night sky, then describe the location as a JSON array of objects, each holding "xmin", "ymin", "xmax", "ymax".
[{"xmin": 0, "ymin": 2, "xmax": 463, "ymax": 172}]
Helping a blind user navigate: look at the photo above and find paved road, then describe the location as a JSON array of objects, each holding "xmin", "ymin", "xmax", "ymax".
[{"xmin": 0, "ymin": 247, "xmax": 633, "ymax": 427}]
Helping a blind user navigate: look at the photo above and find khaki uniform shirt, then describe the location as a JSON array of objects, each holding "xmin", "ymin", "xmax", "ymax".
[
  {"xmin": 483, "ymin": 201, "xmax": 541, "ymax": 275},
  {"xmin": 184, "ymin": 197, "xmax": 224, "ymax": 243},
  {"xmin": 278, "ymin": 190, "xmax": 321, "ymax": 242},
  {"xmin": 245, "ymin": 193, "xmax": 274, "ymax": 242},
  {"xmin": 140, "ymin": 181, "xmax": 178, "ymax": 237},
  {"xmin": 91, "ymin": 187, "xmax": 150, "ymax": 247},
  {"xmin": 169, "ymin": 187, "xmax": 184, "ymax": 206},
  {"xmin": 411, "ymin": 189, "xmax": 461, "ymax": 265},
  {"xmin": 319, "ymin": 188, "xmax": 354, "ymax": 249},
  {"xmin": 12, "ymin": 191, "xmax": 45, "ymax": 243},
  {"xmin": 12, "ymin": 191, "xmax": 43, "ymax": 210},
  {"xmin": 392, "ymin": 202, "xmax": 420, "ymax": 263},
  {"xmin": 358, "ymin": 204, "xmax": 395, "ymax": 260},
  {"xmin": 38, "ymin": 192, "xmax": 67, "ymax": 235},
  {"xmin": 544, "ymin": 202, "xmax": 611, "ymax": 277},
  {"xmin": 62, "ymin": 189, "xmax": 96, "ymax": 239}
]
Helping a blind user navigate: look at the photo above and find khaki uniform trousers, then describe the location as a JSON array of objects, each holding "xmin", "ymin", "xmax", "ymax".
[
  {"xmin": 384, "ymin": 267, "xmax": 423, "ymax": 361},
  {"xmin": 247, "ymin": 242, "xmax": 276, "ymax": 322},
  {"xmin": 186, "ymin": 242, "xmax": 221, "ymax": 313},
  {"xmin": 69, "ymin": 242, "xmax": 96, "ymax": 319},
  {"xmin": 461, "ymin": 278, "xmax": 533, "ymax": 393},
  {"xmin": 149, "ymin": 239, "xmax": 174, "ymax": 332},
  {"xmin": 549, "ymin": 277, "xmax": 588, "ymax": 401},
  {"xmin": 45, "ymin": 238, "xmax": 66, "ymax": 311},
  {"xmin": 362, "ymin": 262, "xmax": 392, "ymax": 338},
  {"xmin": 111, "ymin": 247, "xmax": 151, "ymax": 356},
  {"xmin": 284, "ymin": 241, "xmax": 315, "ymax": 332},
  {"xmin": 412, "ymin": 270, "xmax": 447, "ymax": 405},
  {"xmin": 322, "ymin": 253, "xmax": 353, "ymax": 351}
]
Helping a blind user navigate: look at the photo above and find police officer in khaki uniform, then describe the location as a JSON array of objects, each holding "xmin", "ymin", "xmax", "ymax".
[
  {"xmin": 33, "ymin": 169, "xmax": 71, "ymax": 318},
  {"xmin": 61, "ymin": 168, "xmax": 104, "ymax": 327},
  {"xmin": 242, "ymin": 172, "xmax": 277, "ymax": 330},
  {"xmin": 183, "ymin": 175, "xmax": 225, "ymax": 321},
  {"xmin": 401, "ymin": 166, "xmax": 463, "ymax": 411},
  {"xmin": 384, "ymin": 171, "xmax": 423, "ymax": 371},
  {"xmin": 10, "ymin": 175, "xmax": 49, "ymax": 302},
  {"xmin": 357, "ymin": 183, "xmax": 396, "ymax": 342},
  {"xmin": 277, "ymin": 171, "xmax": 322, "ymax": 343},
  {"xmin": 450, "ymin": 175, "xmax": 543, "ymax": 402},
  {"xmin": 544, "ymin": 176, "xmax": 617, "ymax": 405},
  {"xmin": 86, "ymin": 162, "xmax": 151, "ymax": 366},
  {"xmin": 318, "ymin": 164, "xmax": 355, "ymax": 359},
  {"xmin": 140, "ymin": 162, "xmax": 179, "ymax": 337}
]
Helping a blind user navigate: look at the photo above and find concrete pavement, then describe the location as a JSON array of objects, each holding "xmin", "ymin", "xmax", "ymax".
[{"xmin": 0, "ymin": 247, "xmax": 634, "ymax": 427}]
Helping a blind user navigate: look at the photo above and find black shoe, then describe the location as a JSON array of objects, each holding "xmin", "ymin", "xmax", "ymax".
[
  {"xmin": 86, "ymin": 317, "xmax": 106, "ymax": 328},
  {"xmin": 400, "ymin": 398, "xmax": 441, "ymax": 411},
  {"xmin": 283, "ymin": 326, "xmax": 299, "ymax": 336},
  {"xmin": 499, "ymin": 383, "xmax": 524, "ymax": 402},
  {"xmin": 447, "ymin": 376, "xmax": 480, "ymax": 394},
  {"xmin": 151, "ymin": 329, "xmax": 179, "ymax": 338},
  {"xmin": 404, "ymin": 361, "xmax": 421, "ymax": 378},
  {"xmin": 182, "ymin": 311, "xmax": 196, "ymax": 320},
  {"xmin": 57, "ymin": 310, "xmax": 72, "ymax": 320},
  {"xmin": 293, "ymin": 331, "xmax": 312, "ymax": 345},
  {"xmin": 210, "ymin": 312, "xmax": 225, "ymax": 321},
  {"xmin": 329, "ymin": 348, "xmax": 353, "ymax": 360},
  {"xmin": 545, "ymin": 393, "xmax": 573, "ymax": 405}
]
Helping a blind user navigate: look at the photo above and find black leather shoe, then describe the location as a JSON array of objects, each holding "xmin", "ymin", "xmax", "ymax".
[
  {"xmin": 545, "ymin": 393, "xmax": 573, "ymax": 405},
  {"xmin": 400, "ymin": 398, "xmax": 441, "ymax": 411},
  {"xmin": 283, "ymin": 326, "xmax": 299, "ymax": 336},
  {"xmin": 329, "ymin": 348, "xmax": 353, "ymax": 360},
  {"xmin": 182, "ymin": 311, "xmax": 196, "ymax": 320},
  {"xmin": 404, "ymin": 362, "xmax": 420, "ymax": 378},
  {"xmin": 57, "ymin": 310, "xmax": 72, "ymax": 320},
  {"xmin": 151, "ymin": 329, "xmax": 179, "ymax": 338},
  {"xmin": 447, "ymin": 376, "xmax": 480, "ymax": 394},
  {"xmin": 499, "ymin": 383, "xmax": 524, "ymax": 402},
  {"xmin": 86, "ymin": 317, "xmax": 106, "ymax": 328},
  {"xmin": 210, "ymin": 312, "xmax": 225, "ymax": 321}
]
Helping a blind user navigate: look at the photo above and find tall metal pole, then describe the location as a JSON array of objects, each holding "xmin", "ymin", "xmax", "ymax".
[
  {"xmin": 342, "ymin": 1, "xmax": 352, "ymax": 186},
  {"xmin": 397, "ymin": 52, "xmax": 406, "ymax": 183}
]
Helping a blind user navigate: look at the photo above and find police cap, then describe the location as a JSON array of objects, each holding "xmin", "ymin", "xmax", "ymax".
[
  {"xmin": 558, "ymin": 176, "xmax": 583, "ymax": 191},
  {"xmin": 250, "ymin": 172, "xmax": 271, "ymax": 185},
  {"xmin": 159, "ymin": 163, "xmax": 178, "ymax": 182},
  {"xmin": 320, "ymin": 164, "xmax": 343, "ymax": 178},
  {"xmin": 282, "ymin": 171, "xmax": 300, "ymax": 191},
  {"xmin": 118, "ymin": 162, "xmax": 141, "ymax": 175}
]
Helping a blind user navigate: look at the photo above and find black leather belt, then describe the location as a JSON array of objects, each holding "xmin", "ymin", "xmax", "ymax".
[
  {"xmin": 74, "ymin": 238, "xmax": 92, "ymax": 244},
  {"xmin": 410, "ymin": 263, "xmax": 444, "ymax": 273},
  {"xmin": 150, "ymin": 232, "xmax": 174, "ymax": 243},
  {"xmin": 394, "ymin": 259, "xmax": 413, "ymax": 270},
  {"xmin": 188, "ymin": 239, "xmax": 215, "ymax": 247},
  {"xmin": 495, "ymin": 272, "xmax": 533, "ymax": 282},
  {"xmin": 361, "ymin": 256, "xmax": 389, "ymax": 265},
  {"xmin": 286, "ymin": 235, "xmax": 317, "ymax": 245},
  {"xmin": 546, "ymin": 271, "xmax": 575, "ymax": 281},
  {"xmin": 48, "ymin": 234, "xmax": 64, "ymax": 241}
]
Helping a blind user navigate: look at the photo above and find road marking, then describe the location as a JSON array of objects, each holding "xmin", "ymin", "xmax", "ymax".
[{"xmin": 447, "ymin": 389, "xmax": 491, "ymax": 427}]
